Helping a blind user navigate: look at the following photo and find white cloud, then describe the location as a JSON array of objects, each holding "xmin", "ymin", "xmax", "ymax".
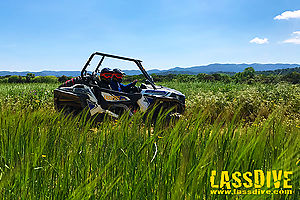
[
  {"xmin": 274, "ymin": 10, "xmax": 300, "ymax": 20},
  {"xmin": 292, "ymin": 31, "xmax": 300, "ymax": 35},
  {"xmin": 283, "ymin": 38, "xmax": 300, "ymax": 44},
  {"xmin": 282, "ymin": 31, "xmax": 300, "ymax": 44},
  {"xmin": 250, "ymin": 37, "xmax": 269, "ymax": 44}
]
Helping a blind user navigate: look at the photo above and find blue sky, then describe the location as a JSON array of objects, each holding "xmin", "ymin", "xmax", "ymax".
[{"xmin": 0, "ymin": 0, "xmax": 299, "ymax": 71}]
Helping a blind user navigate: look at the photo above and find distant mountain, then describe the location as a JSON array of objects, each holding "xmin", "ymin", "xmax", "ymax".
[
  {"xmin": 162, "ymin": 63, "xmax": 300, "ymax": 75},
  {"xmin": 127, "ymin": 63, "xmax": 300, "ymax": 75},
  {"xmin": 0, "ymin": 71, "xmax": 81, "ymax": 77},
  {"xmin": 1, "ymin": 63, "xmax": 300, "ymax": 76}
]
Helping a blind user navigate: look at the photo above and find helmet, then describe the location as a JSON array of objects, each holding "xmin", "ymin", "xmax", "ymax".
[
  {"xmin": 112, "ymin": 68, "xmax": 125, "ymax": 82},
  {"xmin": 99, "ymin": 68, "xmax": 113, "ymax": 83}
]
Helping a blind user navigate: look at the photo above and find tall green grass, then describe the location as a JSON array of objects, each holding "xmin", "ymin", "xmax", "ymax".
[
  {"xmin": 0, "ymin": 82, "xmax": 299, "ymax": 199},
  {"xmin": 164, "ymin": 81, "xmax": 300, "ymax": 121}
]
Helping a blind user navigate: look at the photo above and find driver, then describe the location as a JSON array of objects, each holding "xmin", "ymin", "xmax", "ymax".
[
  {"xmin": 110, "ymin": 68, "xmax": 138, "ymax": 92},
  {"xmin": 97, "ymin": 68, "xmax": 113, "ymax": 89}
]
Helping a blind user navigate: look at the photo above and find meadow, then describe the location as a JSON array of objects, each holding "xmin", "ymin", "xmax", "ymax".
[{"xmin": 0, "ymin": 82, "xmax": 299, "ymax": 199}]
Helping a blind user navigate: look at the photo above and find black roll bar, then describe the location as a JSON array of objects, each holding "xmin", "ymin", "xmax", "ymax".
[
  {"xmin": 81, "ymin": 52, "xmax": 156, "ymax": 89},
  {"xmin": 95, "ymin": 55, "xmax": 105, "ymax": 73}
]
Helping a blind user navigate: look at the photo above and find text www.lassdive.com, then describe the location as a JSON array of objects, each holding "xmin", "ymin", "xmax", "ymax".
[{"xmin": 210, "ymin": 170, "xmax": 294, "ymax": 195}]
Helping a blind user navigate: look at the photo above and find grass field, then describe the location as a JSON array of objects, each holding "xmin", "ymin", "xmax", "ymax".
[{"xmin": 0, "ymin": 82, "xmax": 299, "ymax": 199}]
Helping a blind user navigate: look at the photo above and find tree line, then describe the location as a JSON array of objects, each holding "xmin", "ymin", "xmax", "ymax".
[
  {"xmin": 125, "ymin": 67, "xmax": 299, "ymax": 84},
  {"xmin": 0, "ymin": 73, "xmax": 72, "ymax": 83}
]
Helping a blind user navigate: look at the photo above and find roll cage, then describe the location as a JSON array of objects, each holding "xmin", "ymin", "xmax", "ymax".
[{"xmin": 81, "ymin": 52, "xmax": 156, "ymax": 89}]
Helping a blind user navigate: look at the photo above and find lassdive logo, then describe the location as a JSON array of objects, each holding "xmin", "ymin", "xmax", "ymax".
[
  {"xmin": 210, "ymin": 170, "xmax": 293, "ymax": 195},
  {"xmin": 102, "ymin": 92, "xmax": 129, "ymax": 101}
]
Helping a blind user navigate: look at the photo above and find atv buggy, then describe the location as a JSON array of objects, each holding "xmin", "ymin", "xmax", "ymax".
[{"xmin": 54, "ymin": 52, "xmax": 185, "ymax": 120}]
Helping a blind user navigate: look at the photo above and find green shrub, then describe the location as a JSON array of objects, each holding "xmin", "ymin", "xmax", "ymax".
[{"xmin": 33, "ymin": 76, "xmax": 58, "ymax": 83}]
